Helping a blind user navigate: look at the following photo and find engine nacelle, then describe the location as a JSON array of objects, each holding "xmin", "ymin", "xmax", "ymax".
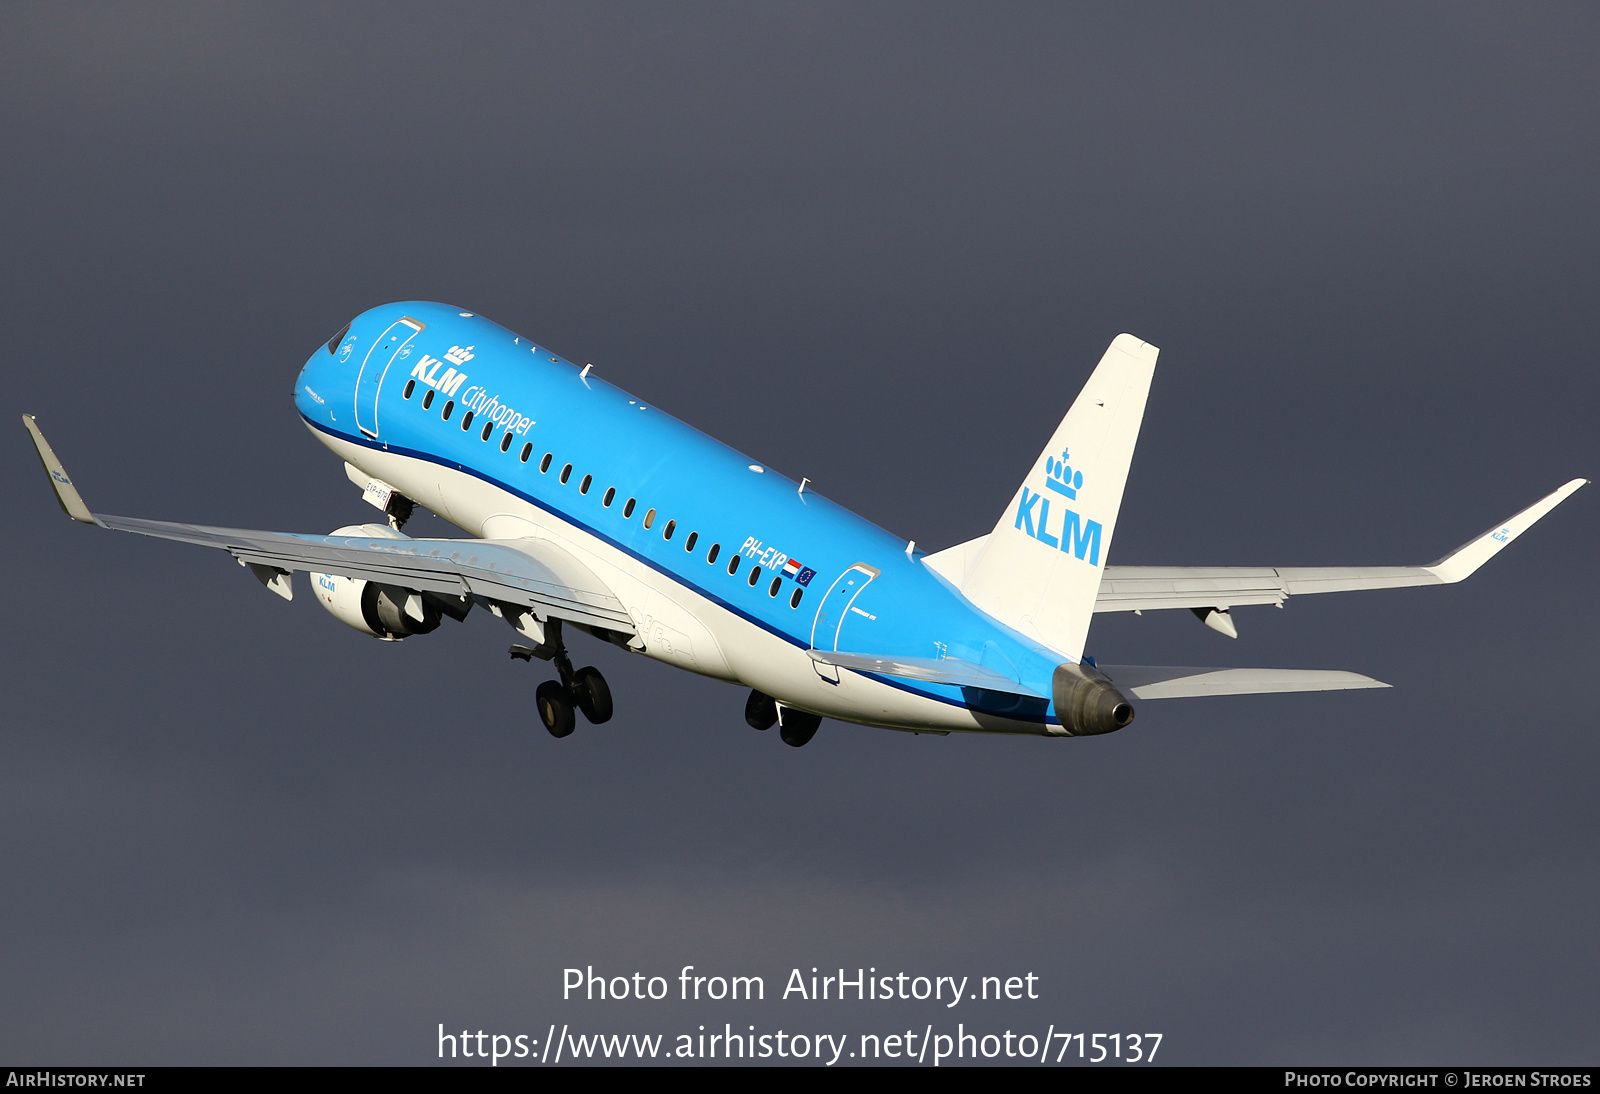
[
  {"xmin": 1052, "ymin": 662, "xmax": 1135, "ymax": 736},
  {"xmin": 311, "ymin": 524, "xmax": 443, "ymax": 641}
]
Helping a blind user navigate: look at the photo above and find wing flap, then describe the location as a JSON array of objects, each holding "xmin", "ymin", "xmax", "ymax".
[
  {"xmin": 1097, "ymin": 664, "xmax": 1390, "ymax": 699},
  {"xmin": 1094, "ymin": 564, "xmax": 1443, "ymax": 611}
]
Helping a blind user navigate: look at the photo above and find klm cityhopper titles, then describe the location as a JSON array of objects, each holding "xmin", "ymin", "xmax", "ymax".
[{"xmin": 25, "ymin": 303, "xmax": 1586, "ymax": 747}]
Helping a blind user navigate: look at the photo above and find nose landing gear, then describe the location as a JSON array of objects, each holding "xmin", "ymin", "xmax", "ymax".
[{"xmin": 510, "ymin": 618, "xmax": 613, "ymax": 738}]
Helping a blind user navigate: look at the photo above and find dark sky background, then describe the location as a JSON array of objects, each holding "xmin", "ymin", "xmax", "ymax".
[{"xmin": 2, "ymin": 3, "xmax": 1596, "ymax": 1066}]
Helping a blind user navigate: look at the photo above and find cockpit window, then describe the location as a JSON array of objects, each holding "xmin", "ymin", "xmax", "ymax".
[{"xmin": 326, "ymin": 322, "xmax": 350, "ymax": 354}]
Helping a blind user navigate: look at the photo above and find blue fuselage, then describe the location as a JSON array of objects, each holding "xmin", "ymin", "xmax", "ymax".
[{"xmin": 295, "ymin": 302, "xmax": 1069, "ymax": 731}]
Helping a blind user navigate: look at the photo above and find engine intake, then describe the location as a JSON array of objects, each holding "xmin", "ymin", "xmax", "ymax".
[
  {"xmin": 313, "ymin": 571, "xmax": 442, "ymax": 640},
  {"xmin": 310, "ymin": 524, "xmax": 445, "ymax": 641},
  {"xmin": 1052, "ymin": 662, "xmax": 1135, "ymax": 736}
]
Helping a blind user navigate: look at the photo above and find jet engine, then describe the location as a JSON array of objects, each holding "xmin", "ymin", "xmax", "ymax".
[
  {"xmin": 311, "ymin": 524, "xmax": 444, "ymax": 641},
  {"xmin": 1051, "ymin": 662, "xmax": 1135, "ymax": 736}
]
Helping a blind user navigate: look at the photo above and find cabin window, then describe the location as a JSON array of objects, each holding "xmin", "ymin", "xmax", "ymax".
[
  {"xmin": 663, "ymin": 520, "xmax": 675, "ymax": 540},
  {"xmin": 624, "ymin": 498, "xmax": 636, "ymax": 518},
  {"xmin": 540, "ymin": 452, "xmax": 552, "ymax": 473},
  {"xmin": 580, "ymin": 474, "xmax": 592, "ymax": 494},
  {"xmin": 747, "ymin": 566, "xmax": 761, "ymax": 587},
  {"xmin": 560, "ymin": 464, "xmax": 572, "ymax": 484},
  {"xmin": 727, "ymin": 554, "xmax": 740, "ymax": 575},
  {"xmin": 603, "ymin": 487, "xmax": 615, "ymax": 507},
  {"xmin": 643, "ymin": 508, "xmax": 656, "ymax": 530},
  {"xmin": 685, "ymin": 531, "xmax": 698, "ymax": 552},
  {"xmin": 481, "ymin": 420, "xmax": 494, "ymax": 441},
  {"xmin": 462, "ymin": 410, "xmax": 474, "ymax": 431},
  {"xmin": 790, "ymin": 588, "xmax": 803, "ymax": 609},
  {"xmin": 442, "ymin": 400, "xmax": 454, "ymax": 421},
  {"xmin": 707, "ymin": 543, "xmax": 720, "ymax": 564},
  {"xmin": 520, "ymin": 442, "xmax": 532, "ymax": 462},
  {"xmin": 500, "ymin": 432, "xmax": 512, "ymax": 452},
  {"xmin": 769, "ymin": 576, "xmax": 782, "ymax": 597},
  {"xmin": 423, "ymin": 389, "xmax": 435, "ymax": 410},
  {"xmin": 403, "ymin": 379, "xmax": 416, "ymax": 399},
  {"xmin": 326, "ymin": 322, "xmax": 350, "ymax": 354}
]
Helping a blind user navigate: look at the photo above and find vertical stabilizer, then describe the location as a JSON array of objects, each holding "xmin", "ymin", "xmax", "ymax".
[{"xmin": 959, "ymin": 334, "xmax": 1158, "ymax": 660}]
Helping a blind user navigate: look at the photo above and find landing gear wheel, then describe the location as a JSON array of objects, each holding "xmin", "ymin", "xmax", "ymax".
[
  {"xmin": 536, "ymin": 680, "xmax": 576, "ymax": 738},
  {"xmin": 571, "ymin": 666, "xmax": 613, "ymax": 724},
  {"xmin": 778, "ymin": 708, "xmax": 821, "ymax": 748},
  {"xmin": 744, "ymin": 690, "xmax": 778, "ymax": 731}
]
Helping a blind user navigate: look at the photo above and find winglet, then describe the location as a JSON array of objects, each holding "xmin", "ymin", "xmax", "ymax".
[
  {"xmin": 1426, "ymin": 478, "xmax": 1588, "ymax": 583},
  {"xmin": 22, "ymin": 415, "xmax": 97, "ymax": 524}
]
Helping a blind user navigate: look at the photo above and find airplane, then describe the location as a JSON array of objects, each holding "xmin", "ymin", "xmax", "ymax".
[{"xmin": 24, "ymin": 302, "xmax": 1587, "ymax": 747}]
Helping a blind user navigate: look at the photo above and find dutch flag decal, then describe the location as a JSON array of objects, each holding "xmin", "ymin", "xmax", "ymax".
[{"xmin": 783, "ymin": 558, "xmax": 803, "ymax": 579}]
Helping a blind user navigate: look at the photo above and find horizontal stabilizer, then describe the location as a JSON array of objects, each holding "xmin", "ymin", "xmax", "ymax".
[
  {"xmin": 1096, "ymin": 665, "xmax": 1390, "ymax": 699},
  {"xmin": 807, "ymin": 650, "xmax": 1044, "ymax": 696}
]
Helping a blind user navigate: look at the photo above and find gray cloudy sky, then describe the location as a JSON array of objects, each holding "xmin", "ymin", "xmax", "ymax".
[{"xmin": 2, "ymin": 2, "xmax": 1596, "ymax": 1065}]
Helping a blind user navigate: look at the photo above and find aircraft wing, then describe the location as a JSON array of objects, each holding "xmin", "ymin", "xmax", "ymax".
[
  {"xmin": 1095, "ymin": 664, "xmax": 1389, "ymax": 699},
  {"xmin": 23, "ymin": 415, "xmax": 634, "ymax": 634},
  {"xmin": 1094, "ymin": 478, "xmax": 1587, "ymax": 614}
]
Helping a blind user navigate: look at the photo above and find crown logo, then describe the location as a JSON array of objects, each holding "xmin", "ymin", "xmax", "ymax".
[
  {"xmin": 1044, "ymin": 448, "xmax": 1082, "ymax": 499},
  {"xmin": 444, "ymin": 344, "xmax": 476, "ymax": 365}
]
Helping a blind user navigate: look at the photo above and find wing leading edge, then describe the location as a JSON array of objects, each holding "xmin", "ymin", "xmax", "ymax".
[{"xmin": 23, "ymin": 415, "xmax": 634, "ymax": 635}]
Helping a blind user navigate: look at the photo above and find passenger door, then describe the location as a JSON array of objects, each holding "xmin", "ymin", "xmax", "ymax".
[
  {"xmin": 354, "ymin": 317, "xmax": 424, "ymax": 438},
  {"xmin": 809, "ymin": 563, "xmax": 878, "ymax": 682}
]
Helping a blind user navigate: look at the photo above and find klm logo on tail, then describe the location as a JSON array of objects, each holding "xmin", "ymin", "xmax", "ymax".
[{"xmin": 1015, "ymin": 448, "xmax": 1102, "ymax": 565}]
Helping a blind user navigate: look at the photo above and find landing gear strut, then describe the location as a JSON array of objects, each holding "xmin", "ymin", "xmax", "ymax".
[{"xmin": 509, "ymin": 618, "xmax": 613, "ymax": 737}]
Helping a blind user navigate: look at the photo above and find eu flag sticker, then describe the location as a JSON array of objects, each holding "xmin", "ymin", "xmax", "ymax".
[{"xmin": 795, "ymin": 567, "xmax": 816, "ymax": 587}]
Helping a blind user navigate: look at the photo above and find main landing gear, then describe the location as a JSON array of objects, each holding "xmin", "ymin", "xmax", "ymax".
[
  {"xmin": 745, "ymin": 689, "xmax": 821, "ymax": 748},
  {"xmin": 510, "ymin": 619, "xmax": 612, "ymax": 738}
]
